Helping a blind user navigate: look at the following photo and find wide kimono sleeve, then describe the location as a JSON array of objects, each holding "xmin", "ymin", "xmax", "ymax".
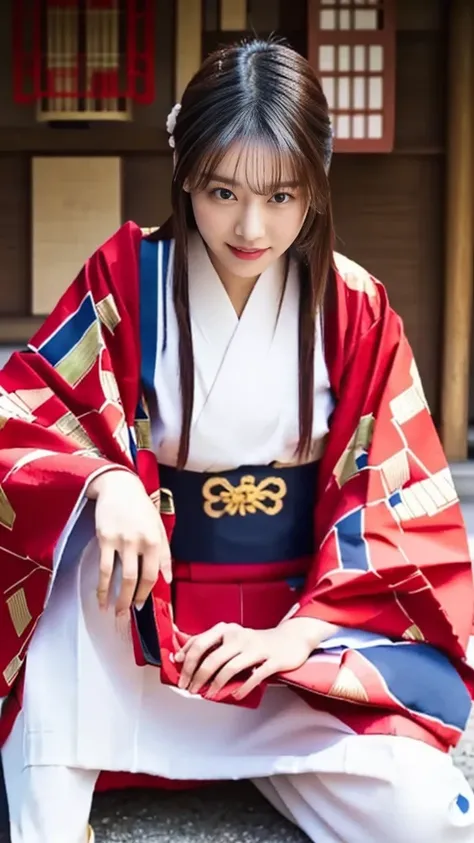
[
  {"xmin": 0, "ymin": 221, "xmax": 144, "ymax": 698},
  {"xmin": 290, "ymin": 259, "xmax": 473, "ymax": 662}
]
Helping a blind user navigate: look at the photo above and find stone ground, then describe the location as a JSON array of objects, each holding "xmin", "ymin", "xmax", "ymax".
[{"xmin": 91, "ymin": 783, "xmax": 308, "ymax": 843}]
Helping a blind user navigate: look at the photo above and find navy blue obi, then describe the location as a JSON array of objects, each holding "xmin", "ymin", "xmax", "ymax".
[{"xmin": 159, "ymin": 461, "xmax": 319, "ymax": 566}]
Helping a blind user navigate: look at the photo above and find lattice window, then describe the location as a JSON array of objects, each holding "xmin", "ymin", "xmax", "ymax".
[
  {"xmin": 308, "ymin": 0, "xmax": 396, "ymax": 152},
  {"xmin": 12, "ymin": 0, "xmax": 154, "ymax": 122}
]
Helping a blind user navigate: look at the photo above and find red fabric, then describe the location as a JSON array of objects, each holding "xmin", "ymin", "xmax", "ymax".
[{"xmin": 0, "ymin": 223, "xmax": 472, "ymax": 784}]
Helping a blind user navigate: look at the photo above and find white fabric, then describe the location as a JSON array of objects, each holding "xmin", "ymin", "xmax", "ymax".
[
  {"xmin": 4, "ymin": 710, "xmax": 474, "ymax": 843},
  {"xmin": 3, "ymin": 714, "xmax": 97, "ymax": 843},
  {"xmin": 154, "ymin": 233, "xmax": 334, "ymax": 470},
  {"xmin": 9, "ymin": 521, "xmax": 388, "ymax": 778}
]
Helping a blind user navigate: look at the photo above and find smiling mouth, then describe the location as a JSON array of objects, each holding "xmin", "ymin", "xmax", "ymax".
[
  {"xmin": 227, "ymin": 245, "xmax": 270, "ymax": 261},
  {"xmin": 228, "ymin": 245, "xmax": 268, "ymax": 252}
]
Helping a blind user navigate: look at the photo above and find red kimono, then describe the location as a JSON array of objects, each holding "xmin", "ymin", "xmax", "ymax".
[{"xmin": 0, "ymin": 221, "xmax": 472, "ymax": 792}]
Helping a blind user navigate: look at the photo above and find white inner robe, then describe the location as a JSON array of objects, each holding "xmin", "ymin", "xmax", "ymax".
[{"xmin": 4, "ymin": 234, "xmax": 385, "ymax": 779}]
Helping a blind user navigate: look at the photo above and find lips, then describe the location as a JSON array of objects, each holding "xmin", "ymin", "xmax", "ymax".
[{"xmin": 227, "ymin": 245, "xmax": 269, "ymax": 261}]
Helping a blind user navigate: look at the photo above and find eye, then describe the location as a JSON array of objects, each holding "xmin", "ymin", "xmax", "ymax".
[
  {"xmin": 212, "ymin": 187, "xmax": 236, "ymax": 201},
  {"xmin": 271, "ymin": 192, "xmax": 292, "ymax": 205}
]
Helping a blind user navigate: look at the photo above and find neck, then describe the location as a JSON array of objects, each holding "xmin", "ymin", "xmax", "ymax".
[{"xmin": 206, "ymin": 247, "xmax": 259, "ymax": 318}]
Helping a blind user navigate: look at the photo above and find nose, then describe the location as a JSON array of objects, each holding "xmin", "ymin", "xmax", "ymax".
[{"xmin": 234, "ymin": 202, "xmax": 265, "ymax": 243}]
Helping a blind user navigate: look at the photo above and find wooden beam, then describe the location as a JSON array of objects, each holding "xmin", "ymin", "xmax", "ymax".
[
  {"xmin": 0, "ymin": 318, "xmax": 43, "ymax": 345},
  {"xmin": 0, "ymin": 127, "xmax": 170, "ymax": 154},
  {"xmin": 441, "ymin": 0, "xmax": 474, "ymax": 460},
  {"xmin": 220, "ymin": 0, "xmax": 247, "ymax": 31},
  {"xmin": 175, "ymin": 0, "xmax": 202, "ymax": 101}
]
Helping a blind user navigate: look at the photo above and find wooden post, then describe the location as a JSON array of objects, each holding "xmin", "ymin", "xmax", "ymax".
[
  {"xmin": 175, "ymin": 0, "xmax": 202, "ymax": 101},
  {"xmin": 220, "ymin": 0, "xmax": 247, "ymax": 30},
  {"xmin": 441, "ymin": 0, "xmax": 474, "ymax": 461}
]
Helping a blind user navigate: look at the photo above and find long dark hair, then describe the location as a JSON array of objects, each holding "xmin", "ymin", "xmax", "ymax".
[{"xmin": 154, "ymin": 38, "xmax": 334, "ymax": 469}]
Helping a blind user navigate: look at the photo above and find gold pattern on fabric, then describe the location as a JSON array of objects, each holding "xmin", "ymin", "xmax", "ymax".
[
  {"xmin": 0, "ymin": 388, "xmax": 36, "ymax": 423},
  {"xmin": 380, "ymin": 450, "xmax": 410, "ymax": 494},
  {"xmin": 0, "ymin": 486, "xmax": 16, "ymax": 530},
  {"xmin": 100, "ymin": 369, "xmax": 121, "ymax": 403},
  {"xmin": 7, "ymin": 588, "xmax": 32, "ymax": 637},
  {"xmin": 3, "ymin": 654, "xmax": 23, "ymax": 686},
  {"xmin": 333, "ymin": 414, "xmax": 374, "ymax": 487},
  {"xmin": 55, "ymin": 322, "xmax": 102, "ymax": 386},
  {"xmin": 55, "ymin": 412, "xmax": 96, "ymax": 451},
  {"xmin": 114, "ymin": 418, "xmax": 129, "ymax": 454},
  {"xmin": 96, "ymin": 294, "xmax": 121, "ymax": 333},
  {"xmin": 203, "ymin": 475, "xmax": 287, "ymax": 518},
  {"xmin": 391, "ymin": 468, "xmax": 458, "ymax": 522},
  {"xmin": 15, "ymin": 387, "xmax": 54, "ymax": 411},
  {"xmin": 390, "ymin": 359, "xmax": 430, "ymax": 424},
  {"xmin": 328, "ymin": 666, "xmax": 370, "ymax": 702},
  {"xmin": 135, "ymin": 419, "xmax": 153, "ymax": 450},
  {"xmin": 402, "ymin": 624, "xmax": 425, "ymax": 642},
  {"xmin": 333, "ymin": 253, "xmax": 377, "ymax": 298},
  {"xmin": 150, "ymin": 488, "xmax": 175, "ymax": 516}
]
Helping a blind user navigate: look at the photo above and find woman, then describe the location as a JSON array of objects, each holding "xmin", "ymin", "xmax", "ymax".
[{"xmin": 1, "ymin": 38, "xmax": 473, "ymax": 843}]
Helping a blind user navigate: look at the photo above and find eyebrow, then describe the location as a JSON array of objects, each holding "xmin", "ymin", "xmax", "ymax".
[{"xmin": 208, "ymin": 173, "xmax": 300, "ymax": 190}]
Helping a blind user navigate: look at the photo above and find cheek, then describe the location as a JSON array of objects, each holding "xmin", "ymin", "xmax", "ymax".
[
  {"xmin": 191, "ymin": 195, "xmax": 223, "ymax": 241},
  {"xmin": 190, "ymin": 194, "xmax": 206, "ymax": 229},
  {"xmin": 276, "ymin": 205, "xmax": 308, "ymax": 244}
]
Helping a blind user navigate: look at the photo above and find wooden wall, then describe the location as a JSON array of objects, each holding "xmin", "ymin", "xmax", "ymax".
[
  {"xmin": 331, "ymin": 0, "xmax": 448, "ymax": 416},
  {"xmin": 0, "ymin": 0, "xmax": 456, "ymax": 423}
]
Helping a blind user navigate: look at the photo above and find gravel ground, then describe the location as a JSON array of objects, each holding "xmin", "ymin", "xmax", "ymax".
[{"xmin": 90, "ymin": 782, "xmax": 308, "ymax": 842}]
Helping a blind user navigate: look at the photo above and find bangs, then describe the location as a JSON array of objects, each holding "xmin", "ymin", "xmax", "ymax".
[{"xmin": 185, "ymin": 123, "xmax": 324, "ymax": 208}]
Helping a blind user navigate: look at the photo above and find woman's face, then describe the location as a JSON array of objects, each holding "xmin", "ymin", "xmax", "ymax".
[{"xmin": 190, "ymin": 142, "xmax": 308, "ymax": 284}]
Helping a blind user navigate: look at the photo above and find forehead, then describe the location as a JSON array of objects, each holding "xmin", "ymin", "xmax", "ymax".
[{"xmin": 211, "ymin": 141, "xmax": 297, "ymax": 189}]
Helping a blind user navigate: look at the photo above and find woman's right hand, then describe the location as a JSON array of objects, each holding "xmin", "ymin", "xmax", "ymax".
[{"xmin": 86, "ymin": 469, "xmax": 172, "ymax": 616}]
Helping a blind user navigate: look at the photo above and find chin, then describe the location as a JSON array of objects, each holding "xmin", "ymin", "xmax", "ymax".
[
  {"xmin": 227, "ymin": 255, "xmax": 275, "ymax": 276},
  {"xmin": 234, "ymin": 263, "xmax": 269, "ymax": 278}
]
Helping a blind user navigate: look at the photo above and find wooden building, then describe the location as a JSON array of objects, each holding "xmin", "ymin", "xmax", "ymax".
[{"xmin": 0, "ymin": 0, "xmax": 473, "ymax": 462}]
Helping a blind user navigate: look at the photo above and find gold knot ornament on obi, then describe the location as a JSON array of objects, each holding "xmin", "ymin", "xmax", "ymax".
[{"xmin": 202, "ymin": 475, "xmax": 287, "ymax": 518}]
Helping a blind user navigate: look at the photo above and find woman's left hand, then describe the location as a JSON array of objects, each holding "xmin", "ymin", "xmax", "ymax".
[{"xmin": 175, "ymin": 617, "xmax": 334, "ymax": 700}]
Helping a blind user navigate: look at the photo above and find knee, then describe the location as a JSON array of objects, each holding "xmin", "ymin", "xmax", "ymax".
[{"xmin": 380, "ymin": 759, "xmax": 474, "ymax": 843}]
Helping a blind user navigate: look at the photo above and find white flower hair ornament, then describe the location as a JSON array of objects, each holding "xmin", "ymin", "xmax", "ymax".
[{"xmin": 166, "ymin": 103, "xmax": 182, "ymax": 149}]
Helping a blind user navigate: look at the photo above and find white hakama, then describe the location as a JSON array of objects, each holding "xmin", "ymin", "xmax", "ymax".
[{"xmin": 3, "ymin": 234, "xmax": 474, "ymax": 842}]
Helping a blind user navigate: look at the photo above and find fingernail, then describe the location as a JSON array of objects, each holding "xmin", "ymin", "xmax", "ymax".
[{"xmin": 135, "ymin": 602, "xmax": 144, "ymax": 611}]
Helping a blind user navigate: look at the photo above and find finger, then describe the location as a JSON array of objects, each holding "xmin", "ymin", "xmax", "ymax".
[
  {"xmin": 207, "ymin": 652, "xmax": 265, "ymax": 697},
  {"xmin": 158, "ymin": 521, "xmax": 173, "ymax": 585},
  {"xmin": 233, "ymin": 660, "xmax": 277, "ymax": 700},
  {"xmin": 97, "ymin": 542, "xmax": 115, "ymax": 610},
  {"xmin": 175, "ymin": 635, "xmax": 197, "ymax": 662},
  {"xmin": 176, "ymin": 622, "xmax": 240, "ymax": 662},
  {"xmin": 178, "ymin": 624, "xmax": 226, "ymax": 689},
  {"xmin": 133, "ymin": 542, "xmax": 160, "ymax": 607},
  {"xmin": 115, "ymin": 542, "xmax": 138, "ymax": 615},
  {"xmin": 188, "ymin": 644, "xmax": 243, "ymax": 695}
]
